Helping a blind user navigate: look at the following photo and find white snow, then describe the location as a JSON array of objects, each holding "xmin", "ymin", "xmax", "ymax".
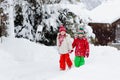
[
  {"xmin": 0, "ymin": 37, "xmax": 120, "ymax": 80},
  {"xmin": 0, "ymin": 37, "xmax": 59, "ymax": 80},
  {"xmin": 89, "ymin": 0, "xmax": 120, "ymax": 23}
]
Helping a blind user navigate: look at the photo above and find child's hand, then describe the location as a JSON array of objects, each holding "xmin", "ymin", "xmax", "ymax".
[
  {"xmin": 86, "ymin": 53, "xmax": 89, "ymax": 58},
  {"xmin": 68, "ymin": 50, "xmax": 73, "ymax": 54}
]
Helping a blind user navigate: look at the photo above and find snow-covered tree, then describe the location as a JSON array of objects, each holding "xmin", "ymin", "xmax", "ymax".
[
  {"xmin": 0, "ymin": 0, "xmax": 15, "ymax": 38},
  {"xmin": 0, "ymin": 0, "xmax": 8, "ymax": 37},
  {"xmin": 7, "ymin": 0, "xmax": 15, "ymax": 38},
  {"xmin": 1, "ymin": 0, "xmax": 95, "ymax": 45}
]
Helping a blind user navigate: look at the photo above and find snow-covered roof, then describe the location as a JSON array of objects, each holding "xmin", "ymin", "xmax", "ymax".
[{"xmin": 89, "ymin": 0, "xmax": 120, "ymax": 23}]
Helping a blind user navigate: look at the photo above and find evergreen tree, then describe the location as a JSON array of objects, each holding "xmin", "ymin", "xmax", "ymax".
[{"xmin": 1, "ymin": 0, "xmax": 94, "ymax": 45}]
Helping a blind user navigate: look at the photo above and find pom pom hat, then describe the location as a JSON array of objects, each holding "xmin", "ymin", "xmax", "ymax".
[
  {"xmin": 77, "ymin": 27, "xmax": 84, "ymax": 34},
  {"xmin": 77, "ymin": 32, "xmax": 84, "ymax": 34},
  {"xmin": 79, "ymin": 27, "xmax": 84, "ymax": 31},
  {"xmin": 59, "ymin": 25, "xmax": 66, "ymax": 32}
]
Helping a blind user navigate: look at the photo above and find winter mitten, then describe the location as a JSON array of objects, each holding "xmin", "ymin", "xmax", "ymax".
[
  {"xmin": 68, "ymin": 50, "xmax": 73, "ymax": 54},
  {"xmin": 86, "ymin": 53, "xmax": 89, "ymax": 58}
]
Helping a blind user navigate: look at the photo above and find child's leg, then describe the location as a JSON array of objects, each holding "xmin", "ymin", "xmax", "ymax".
[
  {"xmin": 65, "ymin": 54, "xmax": 72, "ymax": 68},
  {"xmin": 74, "ymin": 56, "xmax": 81, "ymax": 67},
  {"xmin": 59, "ymin": 54, "xmax": 66, "ymax": 70},
  {"xmin": 74, "ymin": 56, "xmax": 85, "ymax": 67},
  {"xmin": 79, "ymin": 56, "xmax": 85, "ymax": 66}
]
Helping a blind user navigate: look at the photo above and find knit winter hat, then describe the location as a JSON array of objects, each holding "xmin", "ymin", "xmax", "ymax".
[
  {"xmin": 77, "ymin": 32, "xmax": 84, "ymax": 34},
  {"xmin": 79, "ymin": 27, "xmax": 84, "ymax": 31},
  {"xmin": 77, "ymin": 27, "xmax": 84, "ymax": 34},
  {"xmin": 59, "ymin": 25, "xmax": 66, "ymax": 32}
]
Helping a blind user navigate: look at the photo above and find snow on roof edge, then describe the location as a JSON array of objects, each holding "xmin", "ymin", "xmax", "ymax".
[{"xmin": 89, "ymin": 0, "xmax": 120, "ymax": 24}]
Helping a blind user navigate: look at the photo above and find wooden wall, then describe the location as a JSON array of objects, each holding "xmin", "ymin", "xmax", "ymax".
[
  {"xmin": 112, "ymin": 19, "xmax": 120, "ymax": 43},
  {"xmin": 88, "ymin": 23, "xmax": 116, "ymax": 45}
]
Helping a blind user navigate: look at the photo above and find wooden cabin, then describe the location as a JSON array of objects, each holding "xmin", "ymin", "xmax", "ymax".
[
  {"xmin": 89, "ymin": 19, "xmax": 120, "ymax": 45},
  {"xmin": 88, "ymin": 1, "xmax": 120, "ymax": 46}
]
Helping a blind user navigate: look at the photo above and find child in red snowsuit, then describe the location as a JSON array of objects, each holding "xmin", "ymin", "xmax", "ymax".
[
  {"xmin": 72, "ymin": 27, "xmax": 89, "ymax": 67},
  {"xmin": 56, "ymin": 25, "xmax": 73, "ymax": 70}
]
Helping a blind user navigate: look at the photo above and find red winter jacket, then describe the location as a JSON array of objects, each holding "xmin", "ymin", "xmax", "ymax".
[{"xmin": 72, "ymin": 37, "xmax": 89, "ymax": 57}]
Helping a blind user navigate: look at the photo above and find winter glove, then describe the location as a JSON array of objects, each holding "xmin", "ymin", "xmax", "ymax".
[
  {"xmin": 86, "ymin": 52, "xmax": 89, "ymax": 58},
  {"xmin": 68, "ymin": 50, "xmax": 73, "ymax": 54}
]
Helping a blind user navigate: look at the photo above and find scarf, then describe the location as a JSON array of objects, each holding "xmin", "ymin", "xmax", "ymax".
[{"xmin": 58, "ymin": 34, "xmax": 66, "ymax": 47}]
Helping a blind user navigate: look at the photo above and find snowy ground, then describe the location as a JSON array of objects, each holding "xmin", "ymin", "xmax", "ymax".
[{"xmin": 0, "ymin": 37, "xmax": 120, "ymax": 80}]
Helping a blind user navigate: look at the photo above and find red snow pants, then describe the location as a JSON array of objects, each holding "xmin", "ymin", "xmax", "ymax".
[{"xmin": 59, "ymin": 53, "xmax": 72, "ymax": 70}]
